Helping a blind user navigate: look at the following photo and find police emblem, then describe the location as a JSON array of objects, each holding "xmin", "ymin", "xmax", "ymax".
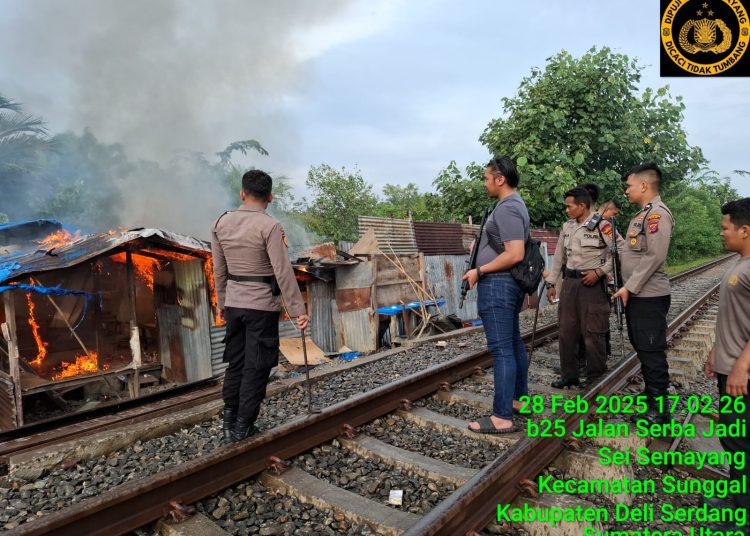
[
  {"xmin": 729, "ymin": 273, "xmax": 739, "ymax": 286},
  {"xmin": 630, "ymin": 237, "xmax": 638, "ymax": 246},
  {"xmin": 661, "ymin": 0, "xmax": 750, "ymax": 76},
  {"xmin": 648, "ymin": 218, "xmax": 660, "ymax": 234},
  {"xmin": 600, "ymin": 221, "xmax": 614, "ymax": 238}
]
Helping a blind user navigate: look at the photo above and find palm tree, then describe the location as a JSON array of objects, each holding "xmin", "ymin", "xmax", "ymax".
[{"xmin": 0, "ymin": 94, "xmax": 51, "ymax": 219}]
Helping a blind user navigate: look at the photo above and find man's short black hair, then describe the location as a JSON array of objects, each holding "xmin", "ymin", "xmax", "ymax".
[
  {"xmin": 606, "ymin": 197, "xmax": 623, "ymax": 210},
  {"xmin": 242, "ymin": 169, "xmax": 273, "ymax": 199},
  {"xmin": 721, "ymin": 197, "xmax": 750, "ymax": 227},
  {"xmin": 580, "ymin": 183, "xmax": 600, "ymax": 203},
  {"xmin": 486, "ymin": 156, "xmax": 520, "ymax": 188},
  {"xmin": 564, "ymin": 186, "xmax": 593, "ymax": 207},
  {"xmin": 626, "ymin": 162, "xmax": 662, "ymax": 189}
]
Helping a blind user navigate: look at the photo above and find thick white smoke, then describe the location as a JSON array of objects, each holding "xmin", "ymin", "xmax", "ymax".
[{"xmin": 0, "ymin": 0, "xmax": 350, "ymax": 238}]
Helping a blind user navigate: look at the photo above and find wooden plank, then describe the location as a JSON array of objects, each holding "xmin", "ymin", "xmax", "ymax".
[
  {"xmin": 279, "ymin": 337, "xmax": 330, "ymax": 366},
  {"xmin": 335, "ymin": 288, "xmax": 371, "ymax": 312},
  {"xmin": 126, "ymin": 251, "xmax": 142, "ymax": 398},
  {"xmin": 2, "ymin": 293, "xmax": 23, "ymax": 427}
]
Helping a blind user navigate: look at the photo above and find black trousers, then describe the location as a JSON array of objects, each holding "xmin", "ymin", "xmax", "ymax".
[
  {"xmin": 717, "ymin": 374, "xmax": 750, "ymax": 511},
  {"xmin": 625, "ymin": 295, "xmax": 671, "ymax": 394},
  {"xmin": 222, "ymin": 307, "xmax": 280, "ymax": 423}
]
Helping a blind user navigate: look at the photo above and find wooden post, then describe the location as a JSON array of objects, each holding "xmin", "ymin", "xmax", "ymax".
[
  {"xmin": 2, "ymin": 293, "xmax": 24, "ymax": 427},
  {"xmin": 126, "ymin": 251, "xmax": 142, "ymax": 398}
]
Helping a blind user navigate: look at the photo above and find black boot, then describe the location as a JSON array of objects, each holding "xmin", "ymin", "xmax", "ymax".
[
  {"xmin": 630, "ymin": 389, "xmax": 671, "ymax": 426},
  {"xmin": 551, "ymin": 377, "xmax": 580, "ymax": 389},
  {"xmin": 231, "ymin": 417, "xmax": 257, "ymax": 442},
  {"xmin": 222, "ymin": 407, "xmax": 237, "ymax": 441}
]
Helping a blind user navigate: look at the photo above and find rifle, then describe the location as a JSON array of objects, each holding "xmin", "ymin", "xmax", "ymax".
[
  {"xmin": 459, "ymin": 208, "xmax": 489, "ymax": 309},
  {"xmin": 609, "ymin": 215, "xmax": 626, "ymax": 360}
]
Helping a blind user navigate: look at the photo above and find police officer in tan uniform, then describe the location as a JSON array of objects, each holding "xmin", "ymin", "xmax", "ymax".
[
  {"xmin": 613, "ymin": 162, "xmax": 674, "ymax": 425},
  {"xmin": 212, "ymin": 169, "xmax": 309, "ymax": 441},
  {"xmin": 546, "ymin": 186, "xmax": 623, "ymax": 388}
]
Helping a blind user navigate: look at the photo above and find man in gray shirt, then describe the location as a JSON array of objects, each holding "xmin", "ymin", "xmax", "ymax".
[{"xmin": 463, "ymin": 156, "xmax": 529, "ymax": 434}]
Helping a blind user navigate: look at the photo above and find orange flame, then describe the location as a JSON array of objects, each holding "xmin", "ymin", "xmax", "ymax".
[
  {"xmin": 139, "ymin": 248, "xmax": 195, "ymax": 261},
  {"xmin": 110, "ymin": 253, "xmax": 161, "ymax": 290},
  {"xmin": 38, "ymin": 229, "xmax": 81, "ymax": 249},
  {"xmin": 26, "ymin": 292, "xmax": 48, "ymax": 367},
  {"xmin": 203, "ymin": 257, "xmax": 223, "ymax": 325},
  {"xmin": 52, "ymin": 351, "xmax": 108, "ymax": 380}
]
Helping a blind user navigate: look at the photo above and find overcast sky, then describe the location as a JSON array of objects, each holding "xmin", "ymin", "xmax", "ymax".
[{"xmin": 2, "ymin": 0, "xmax": 748, "ymax": 205}]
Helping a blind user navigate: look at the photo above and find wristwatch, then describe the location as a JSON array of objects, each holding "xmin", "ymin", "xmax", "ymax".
[{"xmin": 545, "ymin": 282, "xmax": 555, "ymax": 290}]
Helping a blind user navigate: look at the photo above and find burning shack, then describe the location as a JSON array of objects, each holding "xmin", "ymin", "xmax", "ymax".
[
  {"xmin": 0, "ymin": 222, "xmax": 361, "ymax": 432},
  {"xmin": 0, "ymin": 224, "xmax": 221, "ymax": 431}
]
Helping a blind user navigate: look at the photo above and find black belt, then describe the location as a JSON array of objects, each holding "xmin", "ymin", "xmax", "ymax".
[
  {"xmin": 564, "ymin": 268, "xmax": 594, "ymax": 279},
  {"xmin": 227, "ymin": 273, "xmax": 275, "ymax": 283}
]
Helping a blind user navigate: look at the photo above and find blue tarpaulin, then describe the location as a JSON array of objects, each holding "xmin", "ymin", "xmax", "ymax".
[
  {"xmin": 376, "ymin": 299, "xmax": 446, "ymax": 316},
  {"xmin": 0, "ymin": 282, "xmax": 101, "ymax": 331},
  {"xmin": 0, "ymin": 262, "xmax": 21, "ymax": 282}
]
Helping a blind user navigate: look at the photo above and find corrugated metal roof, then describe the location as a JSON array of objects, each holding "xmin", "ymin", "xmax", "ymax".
[
  {"xmin": 0, "ymin": 228, "xmax": 210, "ymax": 285},
  {"xmin": 413, "ymin": 222, "xmax": 465, "ymax": 255},
  {"xmin": 461, "ymin": 224, "xmax": 480, "ymax": 251},
  {"xmin": 531, "ymin": 229, "xmax": 560, "ymax": 255},
  {"xmin": 357, "ymin": 216, "xmax": 417, "ymax": 255}
]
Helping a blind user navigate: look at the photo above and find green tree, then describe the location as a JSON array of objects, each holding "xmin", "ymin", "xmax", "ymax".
[
  {"xmin": 432, "ymin": 161, "xmax": 494, "ymax": 223},
  {"xmin": 0, "ymin": 94, "xmax": 52, "ymax": 219},
  {"xmin": 33, "ymin": 129, "xmax": 131, "ymax": 229},
  {"xmin": 222, "ymin": 162, "xmax": 296, "ymax": 212},
  {"xmin": 300, "ymin": 164, "xmax": 378, "ymax": 242},
  {"xmin": 375, "ymin": 182, "xmax": 439, "ymax": 221},
  {"xmin": 665, "ymin": 175, "xmax": 737, "ymax": 264},
  {"xmin": 479, "ymin": 47, "xmax": 706, "ymax": 226}
]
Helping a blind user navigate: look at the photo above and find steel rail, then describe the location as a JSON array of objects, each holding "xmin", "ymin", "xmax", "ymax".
[
  {"xmin": 0, "ymin": 383, "xmax": 222, "ymax": 464},
  {"xmin": 10, "ymin": 348, "xmax": 495, "ymax": 536},
  {"xmin": 4, "ymin": 254, "xmax": 729, "ymax": 452},
  {"xmin": 404, "ymin": 280, "xmax": 723, "ymax": 536}
]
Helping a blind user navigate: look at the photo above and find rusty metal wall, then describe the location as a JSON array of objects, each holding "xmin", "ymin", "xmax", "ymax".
[
  {"xmin": 173, "ymin": 260, "xmax": 213, "ymax": 382},
  {"xmin": 357, "ymin": 216, "xmax": 417, "ymax": 255},
  {"xmin": 335, "ymin": 307, "xmax": 376, "ymax": 353},
  {"xmin": 0, "ymin": 371, "xmax": 16, "ymax": 431},
  {"xmin": 424, "ymin": 255, "xmax": 478, "ymax": 320},
  {"xmin": 413, "ymin": 222, "xmax": 465, "ymax": 255},
  {"xmin": 310, "ymin": 280, "xmax": 336, "ymax": 353}
]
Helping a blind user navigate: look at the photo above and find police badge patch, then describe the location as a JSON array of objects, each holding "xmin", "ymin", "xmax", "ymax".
[
  {"xmin": 648, "ymin": 218, "xmax": 660, "ymax": 234},
  {"xmin": 661, "ymin": 0, "xmax": 750, "ymax": 76}
]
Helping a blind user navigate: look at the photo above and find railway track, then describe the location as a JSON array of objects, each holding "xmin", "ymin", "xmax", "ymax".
[{"xmin": 1, "ymin": 254, "xmax": 736, "ymax": 535}]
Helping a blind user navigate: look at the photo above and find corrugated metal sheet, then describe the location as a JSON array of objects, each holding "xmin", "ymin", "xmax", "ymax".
[
  {"xmin": 461, "ymin": 224, "xmax": 480, "ymax": 251},
  {"xmin": 532, "ymin": 229, "xmax": 559, "ymax": 255},
  {"xmin": 0, "ymin": 228, "xmax": 210, "ymax": 285},
  {"xmin": 173, "ymin": 260, "xmax": 213, "ymax": 382},
  {"xmin": 357, "ymin": 216, "xmax": 417, "ymax": 255},
  {"xmin": 424, "ymin": 255, "xmax": 478, "ymax": 320},
  {"xmin": 210, "ymin": 325, "xmax": 227, "ymax": 377},
  {"xmin": 337, "ymin": 309, "xmax": 377, "ymax": 353},
  {"xmin": 0, "ymin": 371, "xmax": 16, "ymax": 432},
  {"xmin": 413, "ymin": 222, "xmax": 465, "ymax": 255},
  {"xmin": 310, "ymin": 280, "xmax": 336, "ymax": 353}
]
